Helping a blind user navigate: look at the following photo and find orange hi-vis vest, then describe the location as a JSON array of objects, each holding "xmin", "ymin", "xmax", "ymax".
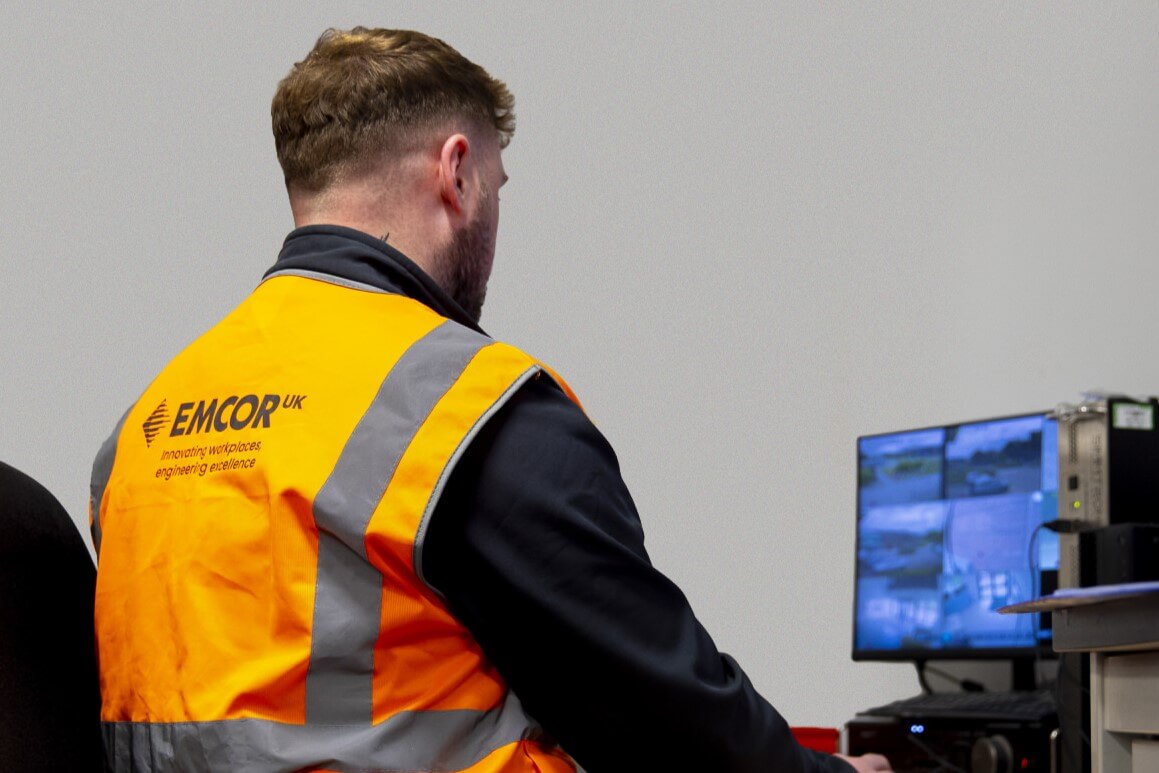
[{"xmin": 90, "ymin": 268, "xmax": 579, "ymax": 772}]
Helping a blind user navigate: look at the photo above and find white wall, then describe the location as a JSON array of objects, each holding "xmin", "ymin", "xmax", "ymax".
[{"xmin": 3, "ymin": 2, "xmax": 1158, "ymax": 729}]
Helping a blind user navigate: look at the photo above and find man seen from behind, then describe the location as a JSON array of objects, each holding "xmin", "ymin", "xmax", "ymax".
[{"xmin": 91, "ymin": 27, "xmax": 891, "ymax": 773}]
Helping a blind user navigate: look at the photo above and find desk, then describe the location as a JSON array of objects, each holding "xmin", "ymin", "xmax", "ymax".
[{"xmin": 1052, "ymin": 590, "xmax": 1159, "ymax": 773}]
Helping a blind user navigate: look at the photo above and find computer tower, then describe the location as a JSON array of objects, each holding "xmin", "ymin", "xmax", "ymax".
[
  {"xmin": 1052, "ymin": 396, "xmax": 1159, "ymax": 773},
  {"xmin": 1054, "ymin": 396, "xmax": 1159, "ymax": 587}
]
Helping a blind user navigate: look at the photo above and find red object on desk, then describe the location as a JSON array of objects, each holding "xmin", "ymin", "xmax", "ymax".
[{"xmin": 791, "ymin": 726, "xmax": 839, "ymax": 754}]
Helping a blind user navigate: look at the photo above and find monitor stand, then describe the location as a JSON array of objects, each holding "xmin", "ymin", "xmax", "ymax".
[
  {"xmin": 1011, "ymin": 657, "xmax": 1038, "ymax": 691},
  {"xmin": 916, "ymin": 658, "xmax": 1040, "ymax": 693}
]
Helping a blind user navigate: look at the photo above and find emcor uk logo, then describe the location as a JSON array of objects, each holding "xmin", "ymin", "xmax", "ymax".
[{"xmin": 142, "ymin": 393, "xmax": 307, "ymax": 446}]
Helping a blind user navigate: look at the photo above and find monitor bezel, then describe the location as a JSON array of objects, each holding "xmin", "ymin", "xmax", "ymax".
[{"xmin": 851, "ymin": 410, "xmax": 1058, "ymax": 663}]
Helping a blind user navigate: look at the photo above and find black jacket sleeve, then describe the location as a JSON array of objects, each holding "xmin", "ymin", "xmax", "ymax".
[{"xmin": 423, "ymin": 376, "xmax": 854, "ymax": 773}]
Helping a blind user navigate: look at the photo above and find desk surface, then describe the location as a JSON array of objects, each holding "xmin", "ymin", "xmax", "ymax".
[
  {"xmin": 1001, "ymin": 580, "xmax": 1159, "ymax": 613},
  {"xmin": 1051, "ymin": 589, "xmax": 1159, "ymax": 652}
]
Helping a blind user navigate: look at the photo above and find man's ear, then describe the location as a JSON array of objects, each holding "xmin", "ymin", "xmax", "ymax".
[{"xmin": 437, "ymin": 133, "xmax": 471, "ymax": 216}]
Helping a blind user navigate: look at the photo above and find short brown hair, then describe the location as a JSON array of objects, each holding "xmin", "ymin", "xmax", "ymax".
[{"xmin": 272, "ymin": 27, "xmax": 515, "ymax": 191}]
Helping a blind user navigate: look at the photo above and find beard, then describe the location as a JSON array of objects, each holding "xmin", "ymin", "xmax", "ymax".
[{"xmin": 433, "ymin": 206, "xmax": 495, "ymax": 325}]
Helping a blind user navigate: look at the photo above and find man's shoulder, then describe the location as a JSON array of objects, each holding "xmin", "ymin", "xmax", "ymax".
[
  {"xmin": 0, "ymin": 461, "xmax": 59, "ymax": 515},
  {"xmin": 0, "ymin": 461, "xmax": 86, "ymax": 556}
]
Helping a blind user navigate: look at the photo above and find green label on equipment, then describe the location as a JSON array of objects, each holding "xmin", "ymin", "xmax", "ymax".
[{"xmin": 1112, "ymin": 403, "xmax": 1154, "ymax": 430}]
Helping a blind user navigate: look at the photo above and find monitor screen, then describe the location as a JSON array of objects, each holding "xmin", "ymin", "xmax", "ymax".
[{"xmin": 853, "ymin": 413, "xmax": 1059, "ymax": 660}]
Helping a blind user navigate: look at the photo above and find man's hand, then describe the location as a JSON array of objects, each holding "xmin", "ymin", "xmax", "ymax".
[{"xmin": 835, "ymin": 753, "xmax": 893, "ymax": 772}]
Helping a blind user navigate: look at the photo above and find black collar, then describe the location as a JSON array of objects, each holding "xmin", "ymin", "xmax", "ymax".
[{"xmin": 266, "ymin": 225, "xmax": 486, "ymax": 335}]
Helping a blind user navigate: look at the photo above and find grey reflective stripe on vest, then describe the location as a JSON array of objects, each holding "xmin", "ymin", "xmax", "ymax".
[
  {"xmin": 412, "ymin": 365, "xmax": 542, "ymax": 586},
  {"xmin": 90, "ymin": 405, "xmax": 133, "ymax": 556},
  {"xmin": 306, "ymin": 320, "xmax": 489, "ymax": 725},
  {"xmin": 104, "ymin": 690, "xmax": 540, "ymax": 772}
]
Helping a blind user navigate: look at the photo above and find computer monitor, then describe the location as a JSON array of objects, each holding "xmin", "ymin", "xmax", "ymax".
[{"xmin": 853, "ymin": 412, "xmax": 1059, "ymax": 665}]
